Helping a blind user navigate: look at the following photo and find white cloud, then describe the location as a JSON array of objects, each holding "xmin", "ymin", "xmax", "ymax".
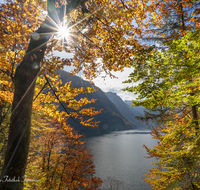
[
  {"xmin": 54, "ymin": 51, "xmax": 74, "ymax": 59},
  {"xmin": 82, "ymin": 68, "xmax": 139, "ymax": 101},
  {"xmin": 59, "ymin": 52, "xmax": 139, "ymax": 101}
]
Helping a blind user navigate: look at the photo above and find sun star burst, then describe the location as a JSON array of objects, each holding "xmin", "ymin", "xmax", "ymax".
[{"xmin": 58, "ymin": 25, "xmax": 70, "ymax": 41}]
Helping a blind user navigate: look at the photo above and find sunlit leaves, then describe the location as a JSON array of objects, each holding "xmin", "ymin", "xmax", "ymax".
[
  {"xmin": 44, "ymin": 0, "xmax": 149, "ymax": 79},
  {"xmin": 1, "ymin": 1, "xmax": 104, "ymax": 188},
  {"xmin": 143, "ymin": 122, "xmax": 200, "ymax": 189},
  {"xmin": 33, "ymin": 74, "xmax": 102, "ymax": 126},
  {"xmin": 124, "ymin": 28, "xmax": 200, "ymax": 189},
  {"xmin": 122, "ymin": 3, "xmax": 200, "ymax": 189},
  {"xmin": 1, "ymin": 0, "xmax": 199, "ymax": 188},
  {"xmin": 25, "ymin": 118, "xmax": 103, "ymax": 189}
]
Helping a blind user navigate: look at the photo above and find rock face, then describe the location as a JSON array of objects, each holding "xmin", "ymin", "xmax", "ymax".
[
  {"xmin": 105, "ymin": 92, "xmax": 149, "ymax": 130},
  {"xmin": 56, "ymin": 70, "xmax": 136, "ymax": 136}
]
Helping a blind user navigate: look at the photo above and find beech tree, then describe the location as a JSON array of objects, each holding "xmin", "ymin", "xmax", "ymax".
[
  {"xmin": 0, "ymin": 0, "xmax": 152, "ymax": 189},
  {"xmin": 143, "ymin": 31, "xmax": 200, "ymax": 189},
  {"xmin": 25, "ymin": 118, "xmax": 102, "ymax": 189},
  {"xmin": 0, "ymin": 0, "xmax": 102, "ymax": 189},
  {"xmin": 122, "ymin": 0, "xmax": 200, "ymax": 187},
  {"xmin": 2, "ymin": 0, "xmax": 199, "ymax": 189}
]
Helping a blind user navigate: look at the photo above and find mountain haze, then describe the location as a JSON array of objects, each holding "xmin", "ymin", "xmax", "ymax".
[
  {"xmin": 105, "ymin": 92, "xmax": 149, "ymax": 129},
  {"xmin": 125, "ymin": 100, "xmax": 156, "ymax": 128},
  {"xmin": 56, "ymin": 70, "xmax": 137, "ymax": 136}
]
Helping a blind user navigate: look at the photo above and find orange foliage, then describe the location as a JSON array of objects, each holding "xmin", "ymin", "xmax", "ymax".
[
  {"xmin": 25, "ymin": 118, "xmax": 102, "ymax": 189},
  {"xmin": 1, "ymin": 0, "xmax": 200, "ymax": 189}
]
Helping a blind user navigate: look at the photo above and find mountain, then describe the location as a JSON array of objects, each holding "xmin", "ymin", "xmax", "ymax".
[
  {"xmin": 124, "ymin": 100, "xmax": 146, "ymax": 115},
  {"xmin": 56, "ymin": 70, "xmax": 137, "ymax": 136},
  {"xmin": 124, "ymin": 100, "xmax": 155, "ymax": 128},
  {"xmin": 105, "ymin": 92, "xmax": 149, "ymax": 129}
]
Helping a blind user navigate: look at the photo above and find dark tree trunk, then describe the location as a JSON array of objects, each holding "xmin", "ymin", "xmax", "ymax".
[
  {"xmin": 192, "ymin": 105, "xmax": 199, "ymax": 135},
  {"xmin": 0, "ymin": 18, "xmax": 53, "ymax": 190},
  {"xmin": 0, "ymin": 1, "xmax": 84, "ymax": 189}
]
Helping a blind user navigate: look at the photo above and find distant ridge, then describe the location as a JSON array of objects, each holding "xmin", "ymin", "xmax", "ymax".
[
  {"xmin": 56, "ymin": 70, "xmax": 137, "ymax": 136},
  {"xmin": 105, "ymin": 92, "xmax": 149, "ymax": 129},
  {"xmin": 124, "ymin": 100, "xmax": 156, "ymax": 128}
]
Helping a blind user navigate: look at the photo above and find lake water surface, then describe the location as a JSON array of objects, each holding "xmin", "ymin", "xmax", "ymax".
[{"xmin": 84, "ymin": 130, "xmax": 158, "ymax": 190}]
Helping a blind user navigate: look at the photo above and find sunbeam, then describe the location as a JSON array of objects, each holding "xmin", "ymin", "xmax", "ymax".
[{"xmin": 58, "ymin": 24, "xmax": 71, "ymax": 41}]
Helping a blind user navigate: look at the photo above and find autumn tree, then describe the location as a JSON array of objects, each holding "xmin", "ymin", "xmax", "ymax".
[
  {"xmin": 1, "ymin": 0, "xmax": 158, "ymax": 188},
  {"xmin": 0, "ymin": 53, "xmax": 102, "ymax": 189},
  {"xmin": 123, "ymin": 27, "xmax": 200, "ymax": 189},
  {"xmin": 3, "ymin": 0, "xmax": 197, "ymax": 189},
  {"xmin": 142, "ymin": 0, "xmax": 200, "ymax": 43},
  {"xmin": 0, "ymin": 1, "xmax": 103, "ymax": 189},
  {"xmin": 133, "ymin": 0, "xmax": 200, "ymax": 126},
  {"xmin": 121, "ymin": 0, "xmax": 200, "ymax": 189},
  {"xmin": 24, "ymin": 117, "xmax": 102, "ymax": 190}
]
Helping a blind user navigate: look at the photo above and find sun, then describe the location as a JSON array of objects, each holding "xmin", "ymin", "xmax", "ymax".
[{"xmin": 58, "ymin": 25, "xmax": 70, "ymax": 41}]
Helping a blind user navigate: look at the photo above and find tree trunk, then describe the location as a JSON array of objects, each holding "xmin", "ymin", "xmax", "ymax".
[
  {"xmin": 190, "ymin": 92, "xmax": 199, "ymax": 135},
  {"xmin": 192, "ymin": 105, "xmax": 199, "ymax": 135},
  {"xmin": 0, "ymin": 1, "xmax": 84, "ymax": 189},
  {"xmin": 0, "ymin": 17, "xmax": 52, "ymax": 190}
]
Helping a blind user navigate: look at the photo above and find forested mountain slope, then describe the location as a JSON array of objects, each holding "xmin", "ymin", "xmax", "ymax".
[
  {"xmin": 56, "ymin": 70, "xmax": 137, "ymax": 136},
  {"xmin": 106, "ymin": 92, "xmax": 150, "ymax": 129}
]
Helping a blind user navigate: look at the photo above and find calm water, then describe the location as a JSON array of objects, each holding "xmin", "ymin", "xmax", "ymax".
[{"xmin": 84, "ymin": 130, "xmax": 158, "ymax": 190}]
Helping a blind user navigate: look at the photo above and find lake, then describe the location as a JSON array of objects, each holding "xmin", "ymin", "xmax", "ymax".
[{"xmin": 84, "ymin": 130, "xmax": 158, "ymax": 190}]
